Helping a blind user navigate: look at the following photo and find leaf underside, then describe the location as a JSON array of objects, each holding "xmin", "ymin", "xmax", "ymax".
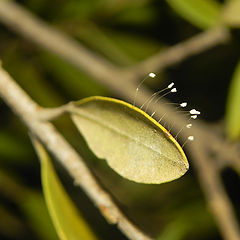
[{"xmin": 71, "ymin": 96, "xmax": 189, "ymax": 184}]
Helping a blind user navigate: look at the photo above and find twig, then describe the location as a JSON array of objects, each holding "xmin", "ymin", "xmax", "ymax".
[
  {"xmin": 0, "ymin": 1, "xmax": 239, "ymax": 239},
  {"xmin": 0, "ymin": 66, "xmax": 152, "ymax": 240},
  {"xmin": 0, "ymin": 0, "xmax": 230, "ymax": 94},
  {"xmin": 0, "ymin": 0, "xmax": 130, "ymax": 95},
  {"xmin": 129, "ymin": 27, "xmax": 231, "ymax": 77},
  {"xmin": 191, "ymin": 141, "xmax": 240, "ymax": 240}
]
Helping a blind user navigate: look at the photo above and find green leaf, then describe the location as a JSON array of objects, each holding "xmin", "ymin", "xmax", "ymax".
[
  {"xmin": 113, "ymin": 4, "xmax": 155, "ymax": 25},
  {"xmin": 166, "ymin": 0, "xmax": 222, "ymax": 29},
  {"xmin": 226, "ymin": 61, "xmax": 240, "ymax": 140},
  {"xmin": 3, "ymin": 49, "xmax": 64, "ymax": 107},
  {"xmin": 32, "ymin": 138, "xmax": 98, "ymax": 240},
  {"xmin": 222, "ymin": 0, "xmax": 240, "ymax": 28},
  {"xmin": 21, "ymin": 192, "xmax": 59, "ymax": 240},
  {"xmin": 70, "ymin": 23, "xmax": 135, "ymax": 66},
  {"xmin": 39, "ymin": 52, "xmax": 108, "ymax": 99},
  {"xmin": 0, "ymin": 170, "xmax": 59, "ymax": 240},
  {"xmin": 103, "ymin": 30, "xmax": 165, "ymax": 62},
  {"xmin": 70, "ymin": 96, "xmax": 189, "ymax": 184},
  {"xmin": 156, "ymin": 201, "xmax": 216, "ymax": 240},
  {"xmin": 0, "ymin": 130, "xmax": 31, "ymax": 161}
]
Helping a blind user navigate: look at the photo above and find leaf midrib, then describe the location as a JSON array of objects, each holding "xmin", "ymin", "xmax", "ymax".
[{"xmin": 71, "ymin": 107, "xmax": 183, "ymax": 167}]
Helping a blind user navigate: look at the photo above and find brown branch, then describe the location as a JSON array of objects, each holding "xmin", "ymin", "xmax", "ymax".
[
  {"xmin": 0, "ymin": 0, "xmax": 130, "ymax": 95},
  {"xmin": 129, "ymin": 27, "xmax": 231, "ymax": 77},
  {"xmin": 191, "ymin": 141, "xmax": 240, "ymax": 240},
  {"xmin": 0, "ymin": 1, "xmax": 239, "ymax": 239},
  {"xmin": 0, "ymin": 66, "xmax": 152, "ymax": 240}
]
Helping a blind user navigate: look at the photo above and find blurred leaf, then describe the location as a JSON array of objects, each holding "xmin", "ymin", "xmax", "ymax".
[
  {"xmin": 113, "ymin": 3, "xmax": 155, "ymax": 25},
  {"xmin": 57, "ymin": 0, "xmax": 154, "ymax": 24},
  {"xmin": 98, "ymin": 0, "xmax": 152, "ymax": 18},
  {"xmin": 226, "ymin": 60, "xmax": 240, "ymax": 140},
  {"xmin": 24, "ymin": 0, "xmax": 48, "ymax": 13},
  {"xmin": 3, "ymin": 47, "xmax": 64, "ymax": 107},
  {"xmin": 0, "ymin": 205, "xmax": 26, "ymax": 239},
  {"xmin": 156, "ymin": 201, "xmax": 216, "ymax": 240},
  {"xmin": 0, "ymin": 170, "xmax": 58, "ymax": 240},
  {"xmin": 166, "ymin": 0, "xmax": 222, "ymax": 29},
  {"xmin": 66, "ymin": 22, "xmax": 163, "ymax": 65},
  {"xmin": 70, "ymin": 96, "xmax": 189, "ymax": 184},
  {"xmin": 222, "ymin": 0, "xmax": 240, "ymax": 27},
  {"xmin": 0, "ymin": 130, "xmax": 31, "ymax": 162},
  {"xmin": 103, "ymin": 30, "xmax": 164, "ymax": 62},
  {"xmin": 56, "ymin": 0, "xmax": 101, "ymax": 20},
  {"xmin": 63, "ymin": 21, "xmax": 134, "ymax": 66},
  {"xmin": 32, "ymin": 138, "xmax": 98, "ymax": 240},
  {"xmin": 21, "ymin": 192, "xmax": 59, "ymax": 240},
  {"xmin": 39, "ymin": 52, "xmax": 108, "ymax": 99}
]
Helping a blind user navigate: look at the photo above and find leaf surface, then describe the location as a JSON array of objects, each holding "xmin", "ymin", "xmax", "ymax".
[
  {"xmin": 226, "ymin": 61, "xmax": 240, "ymax": 140},
  {"xmin": 71, "ymin": 96, "xmax": 189, "ymax": 184},
  {"xmin": 222, "ymin": 0, "xmax": 240, "ymax": 27},
  {"xmin": 166, "ymin": 0, "xmax": 222, "ymax": 29},
  {"xmin": 32, "ymin": 138, "xmax": 98, "ymax": 240}
]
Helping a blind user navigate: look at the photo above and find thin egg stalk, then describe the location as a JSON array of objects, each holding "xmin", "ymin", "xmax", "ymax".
[{"xmin": 70, "ymin": 96, "xmax": 189, "ymax": 184}]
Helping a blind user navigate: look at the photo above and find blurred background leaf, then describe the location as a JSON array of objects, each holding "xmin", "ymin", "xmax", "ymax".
[
  {"xmin": 166, "ymin": 0, "xmax": 222, "ymax": 29},
  {"xmin": 226, "ymin": 60, "xmax": 240, "ymax": 140},
  {"xmin": 32, "ymin": 137, "xmax": 98, "ymax": 240},
  {"xmin": 222, "ymin": 0, "xmax": 240, "ymax": 28},
  {"xmin": 20, "ymin": 191, "xmax": 59, "ymax": 240},
  {"xmin": 0, "ymin": 170, "xmax": 58, "ymax": 240},
  {"xmin": 0, "ymin": 130, "xmax": 31, "ymax": 162}
]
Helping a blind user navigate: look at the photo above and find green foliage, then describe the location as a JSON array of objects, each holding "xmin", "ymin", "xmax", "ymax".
[
  {"xmin": 20, "ymin": 192, "xmax": 59, "ymax": 240},
  {"xmin": 166, "ymin": 0, "xmax": 222, "ymax": 29},
  {"xmin": 57, "ymin": 0, "xmax": 101, "ymax": 20},
  {"xmin": 102, "ymin": 30, "xmax": 164, "ymax": 63},
  {"xmin": 0, "ymin": 130, "xmax": 31, "ymax": 161},
  {"xmin": 222, "ymin": 0, "xmax": 240, "ymax": 27},
  {"xmin": 0, "ymin": 170, "xmax": 58, "ymax": 240},
  {"xmin": 38, "ymin": 52, "xmax": 108, "ymax": 99},
  {"xmin": 156, "ymin": 201, "xmax": 216, "ymax": 240},
  {"xmin": 70, "ymin": 96, "xmax": 188, "ymax": 184},
  {"xmin": 226, "ymin": 60, "xmax": 240, "ymax": 140},
  {"xmin": 112, "ymin": 2, "xmax": 156, "ymax": 25},
  {"xmin": 3, "ymin": 46, "xmax": 64, "ymax": 107},
  {"xmin": 32, "ymin": 138, "xmax": 98, "ymax": 240}
]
